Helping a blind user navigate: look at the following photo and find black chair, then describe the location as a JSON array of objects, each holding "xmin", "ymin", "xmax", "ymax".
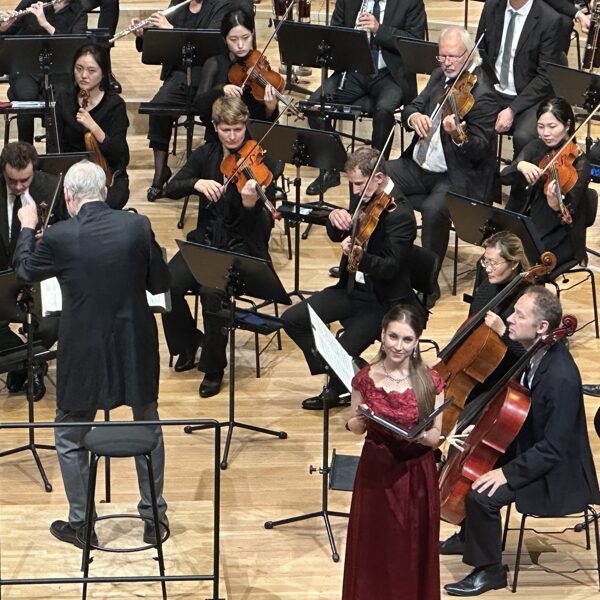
[{"xmin": 80, "ymin": 425, "xmax": 169, "ymax": 600}]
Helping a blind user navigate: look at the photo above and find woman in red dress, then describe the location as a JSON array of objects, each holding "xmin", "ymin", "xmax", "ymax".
[{"xmin": 343, "ymin": 304, "xmax": 445, "ymax": 600}]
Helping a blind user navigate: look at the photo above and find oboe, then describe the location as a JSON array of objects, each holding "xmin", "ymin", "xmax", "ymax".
[
  {"xmin": 338, "ymin": 0, "xmax": 370, "ymax": 90},
  {"xmin": 0, "ymin": 0, "xmax": 61, "ymax": 23},
  {"xmin": 109, "ymin": 0, "xmax": 193, "ymax": 42}
]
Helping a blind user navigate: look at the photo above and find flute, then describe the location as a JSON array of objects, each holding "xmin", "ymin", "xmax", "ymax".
[
  {"xmin": 109, "ymin": 0, "xmax": 193, "ymax": 42},
  {"xmin": 338, "ymin": 0, "xmax": 371, "ymax": 90},
  {"xmin": 0, "ymin": 0, "xmax": 61, "ymax": 23}
]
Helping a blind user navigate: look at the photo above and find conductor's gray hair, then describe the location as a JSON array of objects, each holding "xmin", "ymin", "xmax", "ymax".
[
  {"xmin": 439, "ymin": 26, "xmax": 482, "ymax": 68},
  {"xmin": 64, "ymin": 160, "xmax": 107, "ymax": 203}
]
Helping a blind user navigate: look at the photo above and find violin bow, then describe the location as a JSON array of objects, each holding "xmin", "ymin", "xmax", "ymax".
[{"xmin": 41, "ymin": 172, "xmax": 63, "ymax": 232}]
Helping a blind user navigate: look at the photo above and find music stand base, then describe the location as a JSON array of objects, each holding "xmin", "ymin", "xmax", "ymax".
[{"xmin": 0, "ymin": 442, "xmax": 55, "ymax": 492}]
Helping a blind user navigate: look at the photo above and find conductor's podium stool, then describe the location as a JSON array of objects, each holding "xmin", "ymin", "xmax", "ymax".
[{"xmin": 79, "ymin": 425, "xmax": 170, "ymax": 600}]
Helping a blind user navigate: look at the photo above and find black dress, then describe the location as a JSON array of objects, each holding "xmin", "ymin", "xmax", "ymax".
[{"xmin": 54, "ymin": 87, "xmax": 130, "ymax": 209}]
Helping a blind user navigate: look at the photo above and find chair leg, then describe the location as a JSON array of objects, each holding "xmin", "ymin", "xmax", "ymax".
[
  {"xmin": 81, "ymin": 453, "xmax": 100, "ymax": 600},
  {"xmin": 585, "ymin": 507, "xmax": 592, "ymax": 550},
  {"xmin": 254, "ymin": 331, "xmax": 260, "ymax": 378},
  {"xmin": 502, "ymin": 502, "xmax": 512, "ymax": 551},
  {"xmin": 275, "ymin": 303, "xmax": 282, "ymax": 351},
  {"xmin": 452, "ymin": 230, "xmax": 458, "ymax": 296},
  {"xmin": 592, "ymin": 507, "xmax": 600, "ymax": 591},
  {"xmin": 587, "ymin": 269, "xmax": 599, "ymax": 338},
  {"xmin": 145, "ymin": 454, "xmax": 167, "ymax": 600},
  {"xmin": 512, "ymin": 513, "xmax": 527, "ymax": 593}
]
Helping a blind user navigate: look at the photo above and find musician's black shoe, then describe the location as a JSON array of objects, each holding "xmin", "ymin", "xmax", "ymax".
[
  {"xmin": 6, "ymin": 369, "xmax": 27, "ymax": 393},
  {"xmin": 32, "ymin": 366, "xmax": 47, "ymax": 402},
  {"xmin": 301, "ymin": 386, "xmax": 349, "ymax": 410},
  {"xmin": 306, "ymin": 170, "xmax": 340, "ymax": 195},
  {"xmin": 425, "ymin": 283, "xmax": 441, "ymax": 310},
  {"xmin": 174, "ymin": 338, "xmax": 202, "ymax": 372},
  {"xmin": 143, "ymin": 515, "xmax": 169, "ymax": 545},
  {"xmin": 108, "ymin": 73, "xmax": 122, "ymax": 94},
  {"xmin": 147, "ymin": 167, "xmax": 172, "ymax": 202},
  {"xmin": 329, "ymin": 265, "xmax": 340, "ymax": 278},
  {"xmin": 199, "ymin": 371, "xmax": 224, "ymax": 398},
  {"xmin": 444, "ymin": 565, "xmax": 507, "ymax": 596},
  {"xmin": 583, "ymin": 384, "xmax": 600, "ymax": 397},
  {"xmin": 439, "ymin": 532, "xmax": 465, "ymax": 555},
  {"xmin": 50, "ymin": 520, "xmax": 98, "ymax": 549}
]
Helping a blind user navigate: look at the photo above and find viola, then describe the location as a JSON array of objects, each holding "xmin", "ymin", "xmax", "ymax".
[
  {"xmin": 434, "ymin": 252, "xmax": 557, "ymax": 437},
  {"xmin": 438, "ymin": 315, "xmax": 577, "ymax": 525},
  {"xmin": 440, "ymin": 71, "xmax": 477, "ymax": 144},
  {"xmin": 220, "ymin": 140, "xmax": 280, "ymax": 219}
]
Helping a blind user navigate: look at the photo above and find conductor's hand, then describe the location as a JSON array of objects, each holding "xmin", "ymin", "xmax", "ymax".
[
  {"xmin": 410, "ymin": 113, "xmax": 433, "ymax": 138},
  {"xmin": 18, "ymin": 199, "xmax": 39, "ymax": 230},
  {"xmin": 328, "ymin": 208, "xmax": 352, "ymax": 230},
  {"xmin": 223, "ymin": 84, "xmax": 243, "ymax": 98},
  {"xmin": 130, "ymin": 16, "xmax": 144, "ymax": 37},
  {"xmin": 472, "ymin": 467, "xmax": 507, "ymax": 497},
  {"xmin": 240, "ymin": 179, "xmax": 260, "ymax": 208},
  {"xmin": 194, "ymin": 179, "xmax": 223, "ymax": 203},
  {"xmin": 148, "ymin": 11, "xmax": 173, "ymax": 29},
  {"xmin": 516, "ymin": 160, "xmax": 543, "ymax": 186}
]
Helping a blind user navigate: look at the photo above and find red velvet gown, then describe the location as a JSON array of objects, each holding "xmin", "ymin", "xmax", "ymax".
[{"xmin": 341, "ymin": 366, "xmax": 444, "ymax": 600}]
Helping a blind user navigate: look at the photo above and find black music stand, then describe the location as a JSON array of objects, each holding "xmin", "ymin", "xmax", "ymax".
[
  {"xmin": 447, "ymin": 193, "xmax": 544, "ymax": 265},
  {"xmin": 248, "ymin": 119, "xmax": 347, "ymax": 299},
  {"xmin": 277, "ymin": 21, "xmax": 373, "ymax": 208},
  {"xmin": 38, "ymin": 152, "xmax": 91, "ymax": 175},
  {"xmin": 0, "ymin": 270, "xmax": 54, "ymax": 492},
  {"xmin": 0, "ymin": 35, "xmax": 89, "ymax": 151},
  {"xmin": 396, "ymin": 36, "xmax": 439, "ymax": 74},
  {"xmin": 177, "ymin": 240, "xmax": 291, "ymax": 469},
  {"xmin": 141, "ymin": 29, "xmax": 225, "ymax": 156}
]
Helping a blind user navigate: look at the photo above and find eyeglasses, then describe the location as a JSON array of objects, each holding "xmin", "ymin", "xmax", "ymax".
[
  {"xmin": 435, "ymin": 50, "xmax": 467, "ymax": 64},
  {"xmin": 479, "ymin": 257, "xmax": 508, "ymax": 271}
]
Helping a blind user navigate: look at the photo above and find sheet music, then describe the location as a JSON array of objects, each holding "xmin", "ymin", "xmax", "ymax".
[
  {"xmin": 40, "ymin": 277, "xmax": 171, "ymax": 315},
  {"xmin": 308, "ymin": 304, "xmax": 356, "ymax": 393}
]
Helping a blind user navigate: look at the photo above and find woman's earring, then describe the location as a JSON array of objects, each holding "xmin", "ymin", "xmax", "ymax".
[{"xmin": 412, "ymin": 345, "xmax": 419, "ymax": 358}]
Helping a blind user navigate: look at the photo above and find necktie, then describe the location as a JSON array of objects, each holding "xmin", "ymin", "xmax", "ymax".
[
  {"xmin": 499, "ymin": 9, "xmax": 516, "ymax": 89},
  {"xmin": 9, "ymin": 194, "xmax": 21, "ymax": 243},
  {"xmin": 370, "ymin": 0, "xmax": 380, "ymax": 71}
]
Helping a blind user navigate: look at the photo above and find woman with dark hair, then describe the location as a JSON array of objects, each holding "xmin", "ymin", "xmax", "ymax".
[
  {"xmin": 501, "ymin": 97, "xmax": 590, "ymax": 267},
  {"xmin": 52, "ymin": 44, "xmax": 130, "ymax": 209},
  {"xmin": 342, "ymin": 304, "xmax": 444, "ymax": 600}
]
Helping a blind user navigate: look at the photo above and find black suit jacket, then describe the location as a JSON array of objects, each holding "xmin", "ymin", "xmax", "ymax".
[
  {"xmin": 476, "ymin": 0, "xmax": 561, "ymax": 115},
  {"xmin": 13, "ymin": 201, "xmax": 170, "ymax": 412},
  {"xmin": 502, "ymin": 342, "xmax": 600, "ymax": 516},
  {"xmin": 402, "ymin": 66, "xmax": 500, "ymax": 202},
  {"xmin": 330, "ymin": 0, "xmax": 426, "ymax": 101},
  {"xmin": 0, "ymin": 170, "xmax": 64, "ymax": 271}
]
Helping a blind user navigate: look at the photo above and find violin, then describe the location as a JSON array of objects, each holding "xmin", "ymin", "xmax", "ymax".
[
  {"xmin": 220, "ymin": 139, "xmax": 281, "ymax": 219},
  {"xmin": 438, "ymin": 314, "xmax": 577, "ymax": 525},
  {"xmin": 440, "ymin": 71, "xmax": 477, "ymax": 144}
]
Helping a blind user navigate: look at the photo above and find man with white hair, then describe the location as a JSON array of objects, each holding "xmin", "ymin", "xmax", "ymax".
[
  {"xmin": 386, "ymin": 26, "xmax": 499, "ymax": 307},
  {"xmin": 13, "ymin": 160, "xmax": 170, "ymax": 548}
]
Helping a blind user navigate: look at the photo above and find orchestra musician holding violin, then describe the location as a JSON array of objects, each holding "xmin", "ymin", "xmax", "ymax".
[
  {"xmin": 444, "ymin": 285, "xmax": 599, "ymax": 596},
  {"xmin": 51, "ymin": 44, "xmax": 130, "ymax": 209},
  {"xmin": 303, "ymin": 0, "xmax": 426, "ymax": 195},
  {"xmin": 194, "ymin": 9, "xmax": 281, "ymax": 143},
  {"xmin": 386, "ymin": 26, "xmax": 499, "ymax": 307},
  {"xmin": 500, "ymin": 97, "xmax": 591, "ymax": 267},
  {"xmin": 281, "ymin": 147, "xmax": 420, "ymax": 410},
  {"xmin": 161, "ymin": 96, "xmax": 276, "ymax": 398}
]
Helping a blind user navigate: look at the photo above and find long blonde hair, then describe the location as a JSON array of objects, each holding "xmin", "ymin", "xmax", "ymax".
[{"xmin": 376, "ymin": 304, "xmax": 436, "ymax": 418}]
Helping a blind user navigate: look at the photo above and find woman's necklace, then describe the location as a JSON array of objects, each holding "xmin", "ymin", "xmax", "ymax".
[{"xmin": 382, "ymin": 361, "xmax": 410, "ymax": 384}]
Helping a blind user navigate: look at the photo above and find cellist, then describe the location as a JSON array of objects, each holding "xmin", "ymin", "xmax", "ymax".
[
  {"xmin": 444, "ymin": 286, "xmax": 599, "ymax": 597},
  {"xmin": 281, "ymin": 146, "xmax": 421, "ymax": 410}
]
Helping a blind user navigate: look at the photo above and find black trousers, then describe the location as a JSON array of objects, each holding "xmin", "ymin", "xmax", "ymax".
[
  {"xmin": 463, "ymin": 483, "xmax": 516, "ymax": 568},
  {"xmin": 148, "ymin": 71, "xmax": 199, "ymax": 153},
  {"xmin": 307, "ymin": 69, "xmax": 404, "ymax": 157},
  {"xmin": 106, "ymin": 171, "xmax": 130, "ymax": 210},
  {"xmin": 494, "ymin": 92, "xmax": 539, "ymax": 158},
  {"xmin": 160, "ymin": 250, "xmax": 228, "ymax": 374},
  {"xmin": 385, "ymin": 156, "xmax": 450, "ymax": 276},
  {"xmin": 81, "ymin": 0, "xmax": 120, "ymax": 36},
  {"xmin": 0, "ymin": 315, "xmax": 59, "ymax": 358},
  {"xmin": 281, "ymin": 285, "xmax": 384, "ymax": 377}
]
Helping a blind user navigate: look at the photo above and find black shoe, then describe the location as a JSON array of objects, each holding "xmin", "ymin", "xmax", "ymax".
[
  {"xmin": 31, "ymin": 366, "xmax": 46, "ymax": 402},
  {"xmin": 6, "ymin": 369, "xmax": 27, "ymax": 393},
  {"xmin": 301, "ymin": 386, "xmax": 349, "ymax": 410},
  {"xmin": 306, "ymin": 170, "xmax": 340, "ymax": 195},
  {"xmin": 108, "ymin": 73, "xmax": 122, "ymax": 94},
  {"xmin": 583, "ymin": 384, "xmax": 600, "ymax": 397},
  {"xmin": 328, "ymin": 265, "xmax": 340, "ymax": 278},
  {"xmin": 425, "ymin": 283, "xmax": 441, "ymax": 310},
  {"xmin": 439, "ymin": 532, "xmax": 465, "ymax": 555},
  {"xmin": 174, "ymin": 342, "xmax": 201, "ymax": 372},
  {"xmin": 147, "ymin": 167, "xmax": 172, "ymax": 202},
  {"xmin": 50, "ymin": 520, "xmax": 98, "ymax": 549},
  {"xmin": 199, "ymin": 371, "xmax": 224, "ymax": 398},
  {"xmin": 143, "ymin": 516, "xmax": 169, "ymax": 545},
  {"xmin": 444, "ymin": 565, "xmax": 507, "ymax": 596}
]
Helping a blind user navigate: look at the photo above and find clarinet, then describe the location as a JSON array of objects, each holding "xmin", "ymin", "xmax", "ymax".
[{"xmin": 338, "ymin": 0, "xmax": 370, "ymax": 90}]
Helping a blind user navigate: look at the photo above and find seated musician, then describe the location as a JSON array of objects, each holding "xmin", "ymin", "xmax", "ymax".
[
  {"xmin": 0, "ymin": 142, "xmax": 63, "ymax": 401},
  {"xmin": 161, "ymin": 95, "xmax": 275, "ymax": 398},
  {"xmin": 130, "ymin": 0, "xmax": 232, "ymax": 202},
  {"xmin": 386, "ymin": 26, "xmax": 499, "ymax": 307},
  {"xmin": 500, "ymin": 97, "xmax": 590, "ymax": 268},
  {"xmin": 194, "ymin": 8, "xmax": 280, "ymax": 143},
  {"xmin": 51, "ymin": 44, "xmax": 130, "ymax": 209},
  {"xmin": 304, "ymin": 0, "xmax": 426, "ymax": 195},
  {"xmin": 1, "ymin": 0, "xmax": 87, "ymax": 145},
  {"xmin": 444, "ymin": 285, "xmax": 600, "ymax": 597},
  {"xmin": 281, "ymin": 146, "xmax": 420, "ymax": 410},
  {"xmin": 542, "ymin": 0, "xmax": 591, "ymax": 55}
]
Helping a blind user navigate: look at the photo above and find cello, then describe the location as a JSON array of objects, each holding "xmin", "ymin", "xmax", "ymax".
[
  {"xmin": 434, "ymin": 252, "xmax": 557, "ymax": 437},
  {"xmin": 439, "ymin": 315, "xmax": 577, "ymax": 524}
]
